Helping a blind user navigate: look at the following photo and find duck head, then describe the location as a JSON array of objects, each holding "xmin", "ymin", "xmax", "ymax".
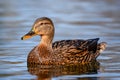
[{"xmin": 21, "ymin": 17, "xmax": 54, "ymax": 41}]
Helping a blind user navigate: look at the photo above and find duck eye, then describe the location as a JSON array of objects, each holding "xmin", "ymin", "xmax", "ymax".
[{"xmin": 40, "ymin": 23, "xmax": 43, "ymax": 25}]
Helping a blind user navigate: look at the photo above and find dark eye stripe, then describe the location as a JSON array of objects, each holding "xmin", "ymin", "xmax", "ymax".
[
  {"xmin": 35, "ymin": 22, "xmax": 51, "ymax": 27},
  {"xmin": 45, "ymin": 23, "xmax": 50, "ymax": 24},
  {"xmin": 40, "ymin": 23, "xmax": 50, "ymax": 25},
  {"xmin": 40, "ymin": 23, "xmax": 43, "ymax": 25}
]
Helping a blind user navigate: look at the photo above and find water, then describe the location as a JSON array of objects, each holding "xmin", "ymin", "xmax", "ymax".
[{"xmin": 0, "ymin": 0, "xmax": 120, "ymax": 80}]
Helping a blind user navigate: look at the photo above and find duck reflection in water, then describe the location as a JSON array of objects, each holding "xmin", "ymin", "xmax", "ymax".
[
  {"xmin": 21, "ymin": 17, "xmax": 107, "ymax": 65},
  {"xmin": 27, "ymin": 60, "xmax": 100, "ymax": 80}
]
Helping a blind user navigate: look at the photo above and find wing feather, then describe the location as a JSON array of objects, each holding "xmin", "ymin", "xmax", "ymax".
[{"xmin": 52, "ymin": 38, "xmax": 99, "ymax": 54}]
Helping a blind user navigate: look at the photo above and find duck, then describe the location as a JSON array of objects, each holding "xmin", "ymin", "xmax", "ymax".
[{"xmin": 21, "ymin": 17, "xmax": 107, "ymax": 65}]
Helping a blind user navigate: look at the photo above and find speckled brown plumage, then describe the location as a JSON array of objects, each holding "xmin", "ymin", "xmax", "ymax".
[{"xmin": 21, "ymin": 17, "xmax": 107, "ymax": 65}]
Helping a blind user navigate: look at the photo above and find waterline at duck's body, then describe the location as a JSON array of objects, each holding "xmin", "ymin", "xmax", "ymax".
[{"xmin": 21, "ymin": 17, "xmax": 107, "ymax": 65}]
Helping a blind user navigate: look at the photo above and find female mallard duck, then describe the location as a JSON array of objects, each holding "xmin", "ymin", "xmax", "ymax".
[{"xmin": 21, "ymin": 17, "xmax": 107, "ymax": 65}]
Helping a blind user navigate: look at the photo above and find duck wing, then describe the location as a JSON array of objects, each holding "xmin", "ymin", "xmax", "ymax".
[{"xmin": 52, "ymin": 38, "xmax": 99, "ymax": 54}]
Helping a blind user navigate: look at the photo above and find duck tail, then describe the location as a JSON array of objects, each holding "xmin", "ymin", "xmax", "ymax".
[
  {"xmin": 94, "ymin": 42, "xmax": 107, "ymax": 58},
  {"xmin": 98, "ymin": 42, "xmax": 107, "ymax": 53}
]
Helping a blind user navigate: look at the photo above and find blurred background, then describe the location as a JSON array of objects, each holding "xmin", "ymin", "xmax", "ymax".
[{"xmin": 0, "ymin": 0, "xmax": 120, "ymax": 80}]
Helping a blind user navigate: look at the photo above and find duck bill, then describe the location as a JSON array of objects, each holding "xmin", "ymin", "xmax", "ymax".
[{"xmin": 21, "ymin": 30, "xmax": 36, "ymax": 40}]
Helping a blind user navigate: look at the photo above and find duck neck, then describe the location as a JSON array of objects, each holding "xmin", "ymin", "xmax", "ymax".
[
  {"xmin": 39, "ymin": 35, "xmax": 53, "ymax": 49},
  {"xmin": 36, "ymin": 35, "xmax": 54, "ymax": 61}
]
